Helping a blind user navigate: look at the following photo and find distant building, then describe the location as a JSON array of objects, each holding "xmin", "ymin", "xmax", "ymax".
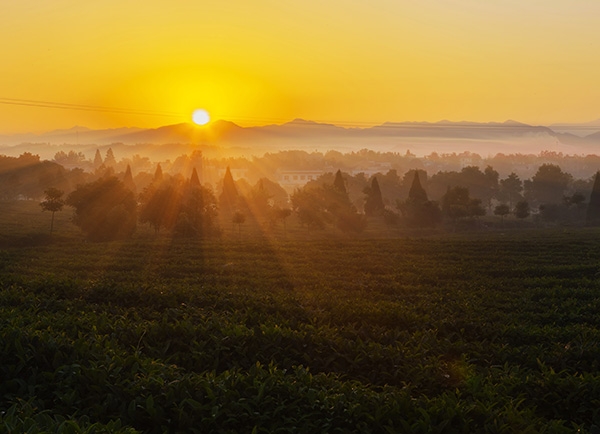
[
  {"xmin": 349, "ymin": 162, "xmax": 392, "ymax": 177},
  {"xmin": 278, "ymin": 170, "xmax": 325, "ymax": 191}
]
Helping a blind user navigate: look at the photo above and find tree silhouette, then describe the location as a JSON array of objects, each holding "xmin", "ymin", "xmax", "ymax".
[
  {"xmin": 408, "ymin": 170, "xmax": 428, "ymax": 203},
  {"xmin": 494, "ymin": 203, "xmax": 510, "ymax": 225},
  {"xmin": 122, "ymin": 164, "xmax": 136, "ymax": 193},
  {"xmin": 398, "ymin": 171, "xmax": 441, "ymax": 228},
  {"xmin": 500, "ymin": 172, "xmax": 523, "ymax": 207},
  {"xmin": 219, "ymin": 166, "xmax": 239, "ymax": 215},
  {"xmin": 139, "ymin": 181, "xmax": 182, "ymax": 234},
  {"xmin": 40, "ymin": 187, "xmax": 64, "ymax": 234},
  {"xmin": 93, "ymin": 150, "xmax": 103, "ymax": 169},
  {"xmin": 190, "ymin": 167, "xmax": 201, "ymax": 187},
  {"xmin": 586, "ymin": 171, "xmax": 600, "ymax": 226},
  {"xmin": 363, "ymin": 177, "xmax": 384, "ymax": 216},
  {"xmin": 442, "ymin": 186, "xmax": 485, "ymax": 222},
  {"xmin": 333, "ymin": 169, "xmax": 346, "ymax": 194},
  {"xmin": 153, "ymin": 164, "xmax": 163, "ymax": 183},
  {"xmin": 67, "ymin": 177, "xmax": 137, "ymax": 241},
  {"xmin": 104, "ymin": 148, "xmax": 116, "ymax": 168},
  {"xmin": 291, "ymin": 187, "xmax": 327, "ymax": 231},
  {"xmin": 525, "ymin": 164, "xmax": 572, "ymax": 206}
]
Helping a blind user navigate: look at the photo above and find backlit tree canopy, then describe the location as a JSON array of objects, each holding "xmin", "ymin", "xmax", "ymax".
[{"xmin": 66, "ymin": 177, "xmax": 137, "ymax": 241}]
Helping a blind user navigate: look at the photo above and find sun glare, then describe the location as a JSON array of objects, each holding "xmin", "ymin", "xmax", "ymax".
[{"xmin": 192, "ymin": 109, "xmax": 210, "ymax": 125}]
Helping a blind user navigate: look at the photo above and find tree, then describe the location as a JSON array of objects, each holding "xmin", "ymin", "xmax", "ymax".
[
  {"xmin": 525, "ymin": 164, "xmax": 572, "ymax": 206},
  {"xmin": 93, "ymin": 150, "xmax": 103, "ymax": 169},
  {"xmin": 325, "ymin": 172, "xmax": 365, "ymax": 234},
  {"xmin": 40, "ymin": 188, "xmax": 64, "ymax": 233},
  {"xmin": 363, "ymin": 176, "xmax": 384, "ymax": 216},
  {"xmin": 494, "ymin": 203, "xmax": 510, "ymax": 225},
  {"xmin": 153, "ymin": 164, "xmax": 163, "ymax": 183},
  {"xmin": 499, "ymin": 172, "xmax": 523, "ymax": 206},
  {"xmin": 441, "ymin": 186, "xmax": 485, "ymax": 222},
  {"xmin": 247, "ymin": 179, "xmax": 272, "ymax": 225},
  {"xmin": 67, "ymin": 177, "xmax": 137, "ymax": 241},
  {"xmin": 333, "ymin": 169, "xmax": 346, "ymax": 194},
  {"xmin": 104, "ymin": 148, "xmax": 116, "ymax": 168},
  {"xmin": 586, "ymin": 171, "xmax": 600, "ymax": 226},
  {"xmin": 397, "ymin": 171, "xmax": 441, "ymax": 228},
  {"xmin": 219, "ymin": 166, "xmax": 239, "ymax": 215},
  {"xmin": 122, "ymin": 164, "xmax": 136, "ymax": 193},
  {"xmin": 514, "ymin": 201, "xmax": 530, "ymax": 220},
  {"xmin": 290, "ymin": 187, "xmax": 327, "ymax": 231},
  {"xmin": 139, "ymin": 181, "xmax": 182, "ymax": 234},
  {"xmin": 408, "ymin": 170, "xmax": 428, "ymax": 203}
]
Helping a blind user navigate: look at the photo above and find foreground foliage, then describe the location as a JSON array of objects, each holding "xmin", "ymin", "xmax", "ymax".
[{"xmin": 2, "ymin": 230, "xmax": 600, "ymax": 432}]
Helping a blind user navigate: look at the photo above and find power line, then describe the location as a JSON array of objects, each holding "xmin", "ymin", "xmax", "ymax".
[
  {"xmin": 0, "ymin": 96, "xmax": 384, "ymax": 127},
  {"xmin": 0, "ymin": 97, "xmax": 184, "ymax": 118}
]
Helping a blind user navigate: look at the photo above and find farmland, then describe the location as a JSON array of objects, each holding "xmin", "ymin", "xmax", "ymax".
[{"xmin": 2, "ymin": 202, "xmax": 600, "ymax": 432}]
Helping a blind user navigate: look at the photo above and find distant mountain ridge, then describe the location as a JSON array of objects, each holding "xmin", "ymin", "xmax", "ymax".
[{"xmin": 1, "ymin": 119, "xmax": 599, "ymax": 158}]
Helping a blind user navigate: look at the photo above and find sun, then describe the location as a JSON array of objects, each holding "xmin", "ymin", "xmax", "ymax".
[{"xmin": 192, "ymin": 109, "xmax": 210, "ymax": 125}]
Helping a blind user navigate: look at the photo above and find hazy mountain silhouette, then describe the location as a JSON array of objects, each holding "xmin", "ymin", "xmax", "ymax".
[
  {"xmin": 549, "ymin": 119, "xmax": 600, "ymax": 137},
  {"xmin": 1, "ymin": 119, "xmax": 599, "ymax": 158}
]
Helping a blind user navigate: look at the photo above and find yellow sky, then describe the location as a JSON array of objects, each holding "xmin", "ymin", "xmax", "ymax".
[{"xmin": 1, "ymin": 0, "xmax": 599, "ymax": 133}]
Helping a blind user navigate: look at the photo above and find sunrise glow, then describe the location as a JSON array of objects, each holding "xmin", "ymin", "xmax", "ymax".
[
  {"xmin": 1, "ymin": 1, "xmax": 600, "ymax": 133},
  {"xmin": 192, "ymin": 109, "xmax": 210, "ymax": 126}
]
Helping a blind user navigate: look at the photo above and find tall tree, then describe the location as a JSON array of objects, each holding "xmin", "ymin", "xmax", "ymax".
[
  {"xmin": 40, "ymin": 187, "xmax": 64, "ymax": 234},
  {"xmin": 153, "ymin": 164, "xmax": 163, "ymax": 183},
  {"xmin": 122, "ymin": 164, "xmax": 136, "ymax": 193},
  {"xmin": 398, "ymin": 171, "xmax": 441, "ymax": 228},
  {"xmin": 219, "ymin": 166, "xmax": 239, "ymax": 215},
  {"xmin": 408, "ymin": 170, "xmax": 428, "ymax": 203},
  {"xmin": 586, "ymin": 171, "xmax": 600, "ymax": 226},
  {"xmin": 104, "ymin": 148, "xmax": 117, "ymax": 168},
  {"xmin": 363, "ymin": 176, "xmax": 385, "ymax": 216},
  {"xmin": 333, "ymin": 169, "xmax": 346, "ymax": 194},
  {"xmin": 93, "ymin": 149, "xmax": 103, "ymax": 169},
  {"xmin": 190, "ymin": 167, "xmax": 201, "ymax": 188}
]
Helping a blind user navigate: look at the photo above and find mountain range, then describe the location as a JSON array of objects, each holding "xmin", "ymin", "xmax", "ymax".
[{"xmin": 1, "ymin": 119, "xmax": 600, "ymax": 159}]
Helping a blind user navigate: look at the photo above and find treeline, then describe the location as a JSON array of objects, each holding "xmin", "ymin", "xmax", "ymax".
[{"xmin": 4, "ymin": 148, "xmax": 600, "ymax": 240}]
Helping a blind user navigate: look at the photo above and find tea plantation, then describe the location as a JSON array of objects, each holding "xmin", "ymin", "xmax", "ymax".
[{"xmin": 2, "ymin": 216, "xmax": 600, "ymax": 432}]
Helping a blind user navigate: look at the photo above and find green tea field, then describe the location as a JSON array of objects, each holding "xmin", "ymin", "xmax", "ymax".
[{"xmin": 2, "ymin": 204, "xmax": 600, "ymax": 432}]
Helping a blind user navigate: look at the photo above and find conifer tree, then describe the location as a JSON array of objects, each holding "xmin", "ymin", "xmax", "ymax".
[
  {"xmin": 219, "ymin": 166, "xmax": 239, "ymax": 215},
  {"xmin": 104, "ymin": 148, "xmax": 116, "ymax": 168},
  {"xmin": 153, "ymin": 164, "xmax": 163, "ymax": 183},
  {"xmin": 93, "ymin": 149, "xmax": 103, "ymax": 169},
  {"xmin": 190, "ymin": 167, "xmax": 201, "ymax": 188},
  {"xmin": 123, "ymin": 164, "xmax": 136, "ymax": 193},
  {"xmin": 586, "ymin": 171, "xmax": 600, "ymax": 226},
  {"xmin": 364, "ymin": 176, "xmax": 384, "ymax": 216},
  {"xmin": 333, "ymin": 169, "xmax": 346, "ymax": 194},
  {"xmin": 398, "ymin": 170, "xmax": 441, "ymax": 228},
  {"xmin": 408, "ymin": 171, "xmax": 428, "ymax": 203}
]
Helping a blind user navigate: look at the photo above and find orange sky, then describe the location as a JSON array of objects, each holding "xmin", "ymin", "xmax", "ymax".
[{"xmin": 1, "ymin": 0, "xmax": 600, "ymax": 133}]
